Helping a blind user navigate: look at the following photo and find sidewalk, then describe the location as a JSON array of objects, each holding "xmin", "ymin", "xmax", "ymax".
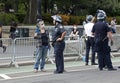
[
  {"xmin": 0, "ymin": 56, "xmax": 120, "ymax": 75},
  {"xmin": 0, "ymin": 51, "xmax": 120, "ymax": 68}
]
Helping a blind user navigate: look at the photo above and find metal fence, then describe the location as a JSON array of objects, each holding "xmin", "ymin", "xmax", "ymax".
[
  {"xmin": 0, "ymin": 34, "xmax": 120, "ymax": 68},
  {"xmin": 0, "ymin": 36, "xmax": 84, "ymax": 68}
]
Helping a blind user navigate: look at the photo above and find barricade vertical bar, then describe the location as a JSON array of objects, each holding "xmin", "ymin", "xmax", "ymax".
[
  {"xmin": 9, "ymin": 39, "xmax": 19, "ymax": 68},
  {"xmin": 74, "ymin": 36, "xmax": 84, "ymax": 61},
  {"xmin": 46, "ymin": 48, "xmax": 55, "ymax": 64}
]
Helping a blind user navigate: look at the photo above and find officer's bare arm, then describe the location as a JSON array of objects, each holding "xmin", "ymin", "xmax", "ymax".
[
  {"xmin": 107, "ymin": 31, "xmax": 114, "ymax": 45},
  {"xmin": 107, "ymin": 31, "xmax": 113, "ymax": 41},
  {"xmin": 57, "ymin": 31, "xmax": 66, "ymax": 41}
]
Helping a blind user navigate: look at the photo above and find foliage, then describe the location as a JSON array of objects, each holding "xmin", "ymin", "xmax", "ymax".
[
  {"xmin": 0, "ymin": 13, "xmax": 18, "ymax": 25},
  {"xmin": 42, "ymin": 13, "xmax": 53, "ymax": 25},
  {"xmin": 15, "ymin": 13, "xmax": 26, "ymax": 23},
  {"xmin": 0, "ymin": 0, "xmax": 120, "ymax": 24},
  {"xmin": 60, "ymin": 15, "xmax": 70, "ymax": 25}
]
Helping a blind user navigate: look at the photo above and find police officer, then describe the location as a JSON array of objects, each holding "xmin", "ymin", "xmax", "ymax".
[
  {"xmin": 51, "ymin": 15, "xmax": 66, "ymax": 74},
  {"xmin": 92, "ymin": 12, "xmax": 117, "ymax": 71},
  {"xmin": 84, "ymin": 15, "xmax": 97, "ymax": 65}
]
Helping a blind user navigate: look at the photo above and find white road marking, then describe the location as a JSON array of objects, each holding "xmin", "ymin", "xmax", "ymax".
[{"xmin": 0, "ymin": 74, "xmax": 11, "ymax": 79}]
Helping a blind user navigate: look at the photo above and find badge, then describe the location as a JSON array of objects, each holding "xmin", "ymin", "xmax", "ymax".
[{"xmin": 60, "ymin": 26, "xmax": 63, "ymax": 29}]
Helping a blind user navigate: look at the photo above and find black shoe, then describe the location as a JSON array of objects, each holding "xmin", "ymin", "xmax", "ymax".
[
  {"xmin": 54, "ymin": 71, "xmax": 63, "ymax": 74},
  {"xmin": 108, "ymin": 68, "xmax": 117, "ymax": 71},
  {"xmin": 91, "ymin": 63, "xmax": 98, "ymax": 65},
  {"xmin": 3, "ymin": 46, "xmax": 6, "ymax": 53},
  {"xmin": 118, "ymin": 66, "xmax": 120, "ymax": 68},
  {"xmin": 85, "ymin": 63, "xmax": 88, "ymax": 65},
  {"xmin": 99, "ymin": 68, "xmax": 103, "ymax": 71}
]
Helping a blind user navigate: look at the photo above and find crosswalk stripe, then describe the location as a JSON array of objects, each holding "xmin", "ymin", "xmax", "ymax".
[{"xmin": 0, "ymin": 74, "xmax": 11, "ymax": 79}]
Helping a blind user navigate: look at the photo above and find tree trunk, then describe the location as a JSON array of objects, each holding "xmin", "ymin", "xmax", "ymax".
[
  {"xmin": 23, "ymin": 0, "xmax": 37, "ymax": 24},
  {"xmin": 43, "ymin": 0, "xmax": 47, "ymax": 13}
]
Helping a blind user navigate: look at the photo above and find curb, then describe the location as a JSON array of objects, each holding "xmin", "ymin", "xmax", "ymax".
[{"xmin": 0, "ymin": 52, "xmax": 120, "ymax": 68}]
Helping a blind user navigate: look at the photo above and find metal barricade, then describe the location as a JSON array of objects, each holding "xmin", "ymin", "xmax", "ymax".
[
  {"xmin": 13, "ymin": 37, "xmax": 55, "ymax": 67},
  {"xmin": 0, "ymin": 38, "xmax": 13, "ymax": 66},
  {"xmin": 64, "ymin": 36, "xmax": 83, "ymax": 57},
  {"xmin": 111, "ymin": 34, "xmax": 120, "ymax": 57},
  {"xmin": 13, "ymin": 37, "xmax": 36, "ymax": 67},
  {"xmin": 46, "ymin": 36, "xmax": 84, "ymax": 63},
  {"xmin": 0, "ymin": 36, "xmax": 85, "ymax": 67}
]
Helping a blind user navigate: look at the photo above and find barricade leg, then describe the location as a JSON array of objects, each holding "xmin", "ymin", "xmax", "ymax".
[{"xmin": 46, "ymin": 49, "xmax": 55, "ymax": 64}]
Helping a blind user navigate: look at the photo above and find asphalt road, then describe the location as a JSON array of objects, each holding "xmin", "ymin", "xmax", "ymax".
[
  {"xmin": 1, "ymin": 65, "xmax": 120, "ymax": 83},
  {"xmin": 1, "ymin": 57, "xmax": 120, "ymax": 83}
]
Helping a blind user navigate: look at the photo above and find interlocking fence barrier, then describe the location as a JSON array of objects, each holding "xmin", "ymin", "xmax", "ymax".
[
  {"xmin": 0, "ymin": 36, "xmax": 84, "ymax": 68},
  {"xmin": 0, "ymin": 34, "xmax": 120, "ymax": 68}
]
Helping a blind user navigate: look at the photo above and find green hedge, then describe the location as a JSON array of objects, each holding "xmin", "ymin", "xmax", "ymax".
[
  {"xmin": 0, "ymin": 13, "xmax": 18, "ymax": 25},
  {"xmin": 1, "ymin": 13, "xmax": 120, "ymax": 25},
  {"xmin": 42, "ymin": 14, "xmax": 86, "ymax": 25},
  {"xmin": 15, "ymin": 13, "xmax": 26, "ymax": 23}
]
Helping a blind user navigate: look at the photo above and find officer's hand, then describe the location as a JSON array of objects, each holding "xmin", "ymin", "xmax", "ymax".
[
  {"xmin": 110, "ymin": 40, "xmax": 113, "ymax": 46},
  {"xmin": 57, "ymin": 38, "xmax": 62, "ymax": 41}
]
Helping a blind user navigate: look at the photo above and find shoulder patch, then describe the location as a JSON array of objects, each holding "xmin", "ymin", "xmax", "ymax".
[{"xmin": 55, "ymin": 28, "xmax": 58, "ymax": 31}]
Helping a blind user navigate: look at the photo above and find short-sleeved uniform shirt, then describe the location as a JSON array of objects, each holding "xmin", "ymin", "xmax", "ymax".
[
  {"xmin": 92, "ymin": 21, "xmax": 110, "ymax": 39},
  {"xmin": 92, "ymin": 20, "xmax": 111, "ymax": 52},
  {"xmin": 52, "ymin": 23, "xmax": 65, "ymax": 42}
]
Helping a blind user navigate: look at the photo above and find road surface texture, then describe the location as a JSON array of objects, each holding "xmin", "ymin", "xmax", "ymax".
[{"xmin": 0, "ymin": 57, "xmax": 120, "ymax": 83}]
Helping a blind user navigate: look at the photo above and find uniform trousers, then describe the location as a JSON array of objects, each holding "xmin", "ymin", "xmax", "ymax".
[{"xmin": 54, "ymin": 41, "xmax": 65, "ymax": 73}]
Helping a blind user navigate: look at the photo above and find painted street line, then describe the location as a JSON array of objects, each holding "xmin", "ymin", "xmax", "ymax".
[{"xmin": 0, "ymin": 74, "xmax": 11, "ymax": 79}]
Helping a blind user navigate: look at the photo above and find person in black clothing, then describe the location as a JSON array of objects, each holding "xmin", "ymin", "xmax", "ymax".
[
  {"xmin": 92, "ymin": 12, "xmax": 117, "ymax": 71},
  {"xmin": 69, "ymin": 24, "xmax": 79, "ymax": 40},
  {"xmin": 0, "ymin": 22, "xmax": 6, "ymax": 53},
  {"xmin": 9, "ymin": 21, "xmax": 18, "ymax": 40},
  {"xmin": 51, "ymin": 15, "xmax": 66, "ymax": 74}
]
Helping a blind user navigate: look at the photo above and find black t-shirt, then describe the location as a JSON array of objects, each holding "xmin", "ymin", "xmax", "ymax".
[
  {"xmin": 72, "ymin": 28, "xmax": 79, "ymax": 34},
  {"xmin": 41, "ymin": 31, "xmax": 49, "ymax": 46}
]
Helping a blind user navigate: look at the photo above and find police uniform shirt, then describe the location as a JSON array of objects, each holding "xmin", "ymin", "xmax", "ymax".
[
  {"xmin": 84, "ymin": 22, "xmax": 94, "ymax": 37},
  {"xmin": 52, "ymin": 23, "xmax": 65, "ymax": 41},
  {"xmin": 92, "ymin": 21, "xmax": 110, "ymax": 38}
]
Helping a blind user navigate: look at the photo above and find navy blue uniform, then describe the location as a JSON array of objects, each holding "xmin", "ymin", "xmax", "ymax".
[
  {"xmin": 92, "ymin": 21, "xmax": 114, "ymax": 70},
  {"xmin": 52, "ymin": 23, "xmax": 65, "ymax": 73}
]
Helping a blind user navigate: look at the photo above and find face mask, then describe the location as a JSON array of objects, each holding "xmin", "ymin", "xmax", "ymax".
[{"xmin": 73, "ymin": 26, "xmax": 77, "ymax": 29}]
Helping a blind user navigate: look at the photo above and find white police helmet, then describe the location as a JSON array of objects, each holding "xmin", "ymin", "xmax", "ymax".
[
  {"xmin": 97, "ymin": 12, "xmax": 105, "ymax": 20},
  {"xmin": 51, "ymin": 15, "xmax": 62, "ymax": 22},
  {"xmin": 97, "ymin": 10, "xmax": 106, "ymax": 18}
]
